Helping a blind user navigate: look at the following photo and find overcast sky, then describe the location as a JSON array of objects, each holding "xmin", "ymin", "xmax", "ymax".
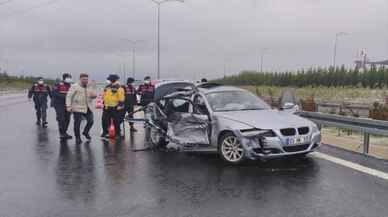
[{"xmin": 0, "ymin": 0, "xmax": 387, "ymax": 81}]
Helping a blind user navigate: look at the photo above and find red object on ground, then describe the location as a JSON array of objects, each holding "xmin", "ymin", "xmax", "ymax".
[{"xmin": 108, "ymin": 120, "xmax": 115, "ymax": 138}]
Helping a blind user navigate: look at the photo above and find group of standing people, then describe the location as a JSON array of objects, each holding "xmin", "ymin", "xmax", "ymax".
[{"xmin": 28, "ymin": 73, "xmax": 155, "ymax": 144}]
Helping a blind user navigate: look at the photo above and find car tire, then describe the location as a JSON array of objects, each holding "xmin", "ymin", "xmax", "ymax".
[
  {"xmin": 218, "ymin": 132, "xmax": 246, "ymax": 164},
  {"xmin": 146, "ymin": 126, "xmax": 168, "ymax": 148}
]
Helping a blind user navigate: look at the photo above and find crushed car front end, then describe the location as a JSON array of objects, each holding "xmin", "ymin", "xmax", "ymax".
[{"xmin": 235, "ymin": 126, "xmax": 321, "ymax": 160}]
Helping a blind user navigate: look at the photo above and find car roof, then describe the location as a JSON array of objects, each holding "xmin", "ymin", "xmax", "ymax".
[
  {"xmin": 154, "ymin": 79, "xmax": 195, "ymax": 88},
  {"xmin": 153, "ymin": 80, "xmax": 196, "ymax": 101},
  {"xmin": 198, "ymin": 85, "xmax": 247, "ymax": 94}
]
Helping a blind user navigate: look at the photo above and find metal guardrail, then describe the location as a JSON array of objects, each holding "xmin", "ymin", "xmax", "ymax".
[
  {"xmin": 316, "ymin": 102, "xmax": 370, "ymax": 110},
  {"xmin": 300, "ymin": 111, "xmax": 388, "ymax": 154}
]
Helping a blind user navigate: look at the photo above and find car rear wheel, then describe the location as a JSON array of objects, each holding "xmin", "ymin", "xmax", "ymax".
[{"xmin": 219, "ymin": 132, "xmax": 246, "ymax": 164}]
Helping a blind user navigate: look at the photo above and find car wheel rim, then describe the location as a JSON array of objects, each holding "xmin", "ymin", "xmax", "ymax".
[
  {"xmin": 221, "ymin": 136, "xmax": 243, "ymax": 162},
  {"xmin": 150, "ymin": 128, "xmax": 161, "ymax": 144}
]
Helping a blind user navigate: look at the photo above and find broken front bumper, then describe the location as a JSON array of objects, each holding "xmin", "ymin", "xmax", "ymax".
[{"xmin": 239, "ymin": 130, "xmax": 321, "ymax": 160}]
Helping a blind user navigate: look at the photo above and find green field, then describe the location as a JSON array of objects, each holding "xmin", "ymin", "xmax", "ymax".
[
  {"xmin": 0, "ymin": 81, "xmax": 32, "ymax": 91},
  {"xmin": 241, "ymin": 85, "xmax": 388, "ymax": 104}
]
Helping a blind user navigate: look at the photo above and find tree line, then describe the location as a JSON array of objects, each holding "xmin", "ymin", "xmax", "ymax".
[
  {"xmin": 0, "ymin": 72, "xmax": 55, "ymax": 85},
  {"xmin": 214, "ymin": 66, "xmax": 388, "ymax": 88}
]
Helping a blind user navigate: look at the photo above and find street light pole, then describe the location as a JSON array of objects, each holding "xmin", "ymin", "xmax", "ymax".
[
  {"xmin": 121, "ymin": 39, "xmax": 144, "ymax": 79},
  {"xmin": 259, "ymin": 48, "xmax": 269, "ymax": 73},
  {"xmin": 151, "ymin": 0, "xmax": 184, "ymax": 79},
  {"xmin": 333, "ymin": 32, "xmax": 348, "ymax": 69}
]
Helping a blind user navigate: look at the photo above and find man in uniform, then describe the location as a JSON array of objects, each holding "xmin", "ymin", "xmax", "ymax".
[
  {"xmin": 52, "ymin": 73, "xmax": 73, "ymax": 140},
  {"xmin": 28, "ymin": 77, "xmax": 51, "ymax": 128},
  {"xmin": 137, "ymin": 76, "xmax": 155, "ymax": 107},
  {"xmin": 123, "ymin": 77, "xmax": 138, "ymax": 132},
  {"xmin": 101, "ymin": 74, "xmax": 125, "ymax": 139}
]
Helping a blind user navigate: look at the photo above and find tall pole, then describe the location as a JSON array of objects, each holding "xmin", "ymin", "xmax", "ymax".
[
  {"xmin": 332, "ymin": 32, "xmax": 348, "ymax": 69},
  {"xmin": 259, "ymin": 48, "xmax": 269, "ymax": 73},
  {"xmin": 223, "ymin": 62, "xmax": 226, "ymax": 78},
  {"xmin": 121, "ymin": 39, "xmax": 144, "ymax": 79},
  {"xmin": 260, "ymin": 54, "xmax": 264, "ymax": 73},
  {"xmin": 132, "ymin": 48, "xmax": 136, "ymax": 78},
  {"xmin": 157, "ymin": 4, "xmax": 160, "ymax": 79},
  {"xmin": 151, "ymin": 0, "xmax": 184, "ymax": 79},
  {"xmin": 333, "ymin": 35, "xmax": 338, "ymax": 69}
]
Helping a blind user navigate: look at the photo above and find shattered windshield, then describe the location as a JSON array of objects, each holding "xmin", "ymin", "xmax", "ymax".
[{"xmin": 206, "ymin": 91, "xmax": 271, "ymax": 112}]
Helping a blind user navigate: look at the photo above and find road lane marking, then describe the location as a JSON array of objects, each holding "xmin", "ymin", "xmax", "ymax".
[{"xmin": 312, "ymin": 152, "xmax": 388, "ymax": 182}]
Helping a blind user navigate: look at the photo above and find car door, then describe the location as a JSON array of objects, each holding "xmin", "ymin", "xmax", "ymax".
[{"xmin": 165, "ymin": 97, "xmax": 210, "ymax": 146}]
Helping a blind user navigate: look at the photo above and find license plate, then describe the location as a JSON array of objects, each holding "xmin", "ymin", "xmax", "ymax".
[{"xmin": 286, "ymin": 136, "xmax": 309, "ymax": 146}]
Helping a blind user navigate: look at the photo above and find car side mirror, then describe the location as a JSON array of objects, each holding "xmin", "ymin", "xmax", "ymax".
[
  {"xmin": 282, "ymin": 102, "xmax": 295, "ymax": 110},
  {"xmin": 280, "ymin": 103, "xmax": 300, "ymax": 114}
]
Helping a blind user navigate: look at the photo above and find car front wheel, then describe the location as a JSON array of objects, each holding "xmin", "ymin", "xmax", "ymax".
[
  {"xmin": 219, "ymin": 132, "xmax": 246, "ymax": 164},
  {"xmin": 146, "ymin": 126, "xmax": 167, "ymax": 148}
]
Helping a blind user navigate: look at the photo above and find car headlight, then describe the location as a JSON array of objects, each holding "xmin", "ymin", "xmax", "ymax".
[
  {"xmin": 311, "ymin": 124, "xmax": 319, "ymax": 133},
  {"xmin": 240, "ymin": 129, "xmax": 276, "ymax": 138}
]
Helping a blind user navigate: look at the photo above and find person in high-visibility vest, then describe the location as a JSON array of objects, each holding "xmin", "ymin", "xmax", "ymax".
[{"xmin": 101, "ymin": 74, "xmax": 125, "ymax": 139}]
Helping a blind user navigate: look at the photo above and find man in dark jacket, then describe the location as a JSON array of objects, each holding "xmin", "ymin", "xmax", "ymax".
[
  {"xmin": 28, "ymin": 77, "xmax": 51, "ymax": 128},
  {"xmin": 123, "ymin": 77, "xmax": 137, "ymax": 132},
  {"xmin": 52, "ymin": 73, "xmax": 73, "ymax": 140},
  {"xmin": 137, "ymin": 76, "xmax": 155, "ymax": 107}
]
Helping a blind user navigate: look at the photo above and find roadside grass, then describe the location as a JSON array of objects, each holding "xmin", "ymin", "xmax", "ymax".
[
  {"xmin": 0, "ymin": 81, "xmax": 31, "ymax": 92},
  {"xmin": 241, "ymin": 85, "xmax": 388, "ymax": 104}
]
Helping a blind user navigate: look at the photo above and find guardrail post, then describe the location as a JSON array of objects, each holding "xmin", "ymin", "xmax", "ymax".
[{"xmin": 363, "ymin": 133, "xmax": 370, "ymax": 154}]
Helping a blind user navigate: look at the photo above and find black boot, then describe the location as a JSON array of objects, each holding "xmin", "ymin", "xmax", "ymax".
[
  {"xmin": 36, "ymin": 120, "xmax": 41, "ymax": 126},
  {"xmin": 42, "ymin": 122, "xmax": 48, "ymax": 128},
  {"xmin": 60, "ymin": 133, "xmax": 73, "ymax": 140},
  {"xmin": 64, "ymin": 133, "xmax": 73, "ymax": 139},
  {"xmin": 76, "ymin": 137, "xmax": 83, "ymax": 145},
  {"xmin": 100, "ymin": 133, "xmax": 109, "ymax": 139},
  {"xmin": 83, "ymin": 132, "xmax": 91, "ymax": 141},
  {"xmin": 130, "ymin": 125, "xmax": 137, "ymax": 132}
]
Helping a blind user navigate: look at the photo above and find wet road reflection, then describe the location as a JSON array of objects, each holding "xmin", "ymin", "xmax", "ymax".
[
  {"xmin": 56, "ymin": 141, "xmax": 96, "ymax": 203},
  {"xmin": 0, "ymin": 103, "xmax": 388, "ymax": 217}
]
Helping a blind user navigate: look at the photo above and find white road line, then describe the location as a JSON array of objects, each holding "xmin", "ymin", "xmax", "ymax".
[{"xmin": 312, "ymin": 152, "xmax": 388, "ymax": 182}]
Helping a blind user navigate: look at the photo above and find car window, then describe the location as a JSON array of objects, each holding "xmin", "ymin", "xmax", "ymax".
[
  {"xmin": 206, "ymin": 91, "xmax": 271, "ymax": 112},
  {"xmin": 193, "ymin": 95, "xmax": 209, "ymax": 115},
  {"xmin": 170, "ymin": 98, "xmax": 190, "ymax": 113}
]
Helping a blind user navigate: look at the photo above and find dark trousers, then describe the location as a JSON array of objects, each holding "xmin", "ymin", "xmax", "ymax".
[
  {"xmin": 102, "ymin": 107, "xmax": 121, "ymax": 136},
  {"xmin": 73, "ymin": 109, "xmax": 94, "ymax": 139},
  {"xmin": 34, "ymin": 102, "xmax": 47, "ymax": 122},
  {"xmin": 54, "ymin": 105, "xmax": 71, "ymax": 135},
  {"xmin": 121, "ymin": 103, "xmax": 135, "ymax": 127}
]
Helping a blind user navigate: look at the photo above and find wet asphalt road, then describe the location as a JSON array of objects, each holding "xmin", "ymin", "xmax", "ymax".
[{"xmin": 1, "ymin": 99, "xmax": 388, "ymax": 217}]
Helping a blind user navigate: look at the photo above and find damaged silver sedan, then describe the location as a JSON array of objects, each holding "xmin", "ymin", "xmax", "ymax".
[{"xmin": 133, "ymin": 81, "xmax": 321, "ymax": 164}]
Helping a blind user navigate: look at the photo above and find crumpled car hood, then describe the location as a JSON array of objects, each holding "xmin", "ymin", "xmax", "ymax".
[{"xmin": 216, "ymin": 109, "xmax": 314, "ymax": 130}]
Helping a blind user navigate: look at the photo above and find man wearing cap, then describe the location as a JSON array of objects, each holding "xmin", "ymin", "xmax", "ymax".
[
  {"xmin": 101, "ymin": 74, "xmax": 125, "ymax": 139},
  {"xmin": 28, "ymin": 77, "xmax": 52, "ymax": 128},
  {"xmin": 123, "ymin": 77, "xmax": 138, "ymax": 132},
  {"xmin": 52, "ymin": 73, "xmax": 73, "ymax": 140},
  {"xmin": 137, "ymin": 76, "xmax": 155, "ymax": 107}
]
